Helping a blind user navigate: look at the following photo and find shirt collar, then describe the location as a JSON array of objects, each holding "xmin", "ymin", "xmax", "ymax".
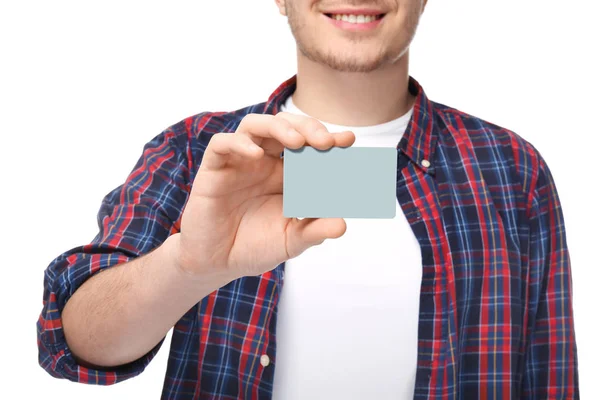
[{"xmin": 263, "ymin": 75, "xmax": 437, "ymax": 175}]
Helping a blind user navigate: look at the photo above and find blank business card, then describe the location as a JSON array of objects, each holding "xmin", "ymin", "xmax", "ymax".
[{"xmin": 283, "ymin": 146, "xmax": 398, "ymax": 219}]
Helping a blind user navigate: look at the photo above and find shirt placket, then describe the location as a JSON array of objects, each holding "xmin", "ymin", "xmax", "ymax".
[{"xmin": 397, "ymin": 151, "xmax": 455, "ymax": 399}]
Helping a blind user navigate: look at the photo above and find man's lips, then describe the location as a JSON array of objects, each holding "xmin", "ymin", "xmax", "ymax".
[
  {"xmin": 322, "ymin": 11, "xmax": 386, "ymax": 31},
  {"xmin": 321, "ymin": 8, "xmax": 387, "ymax": 16},
  {"xmin": 324, "ymin": 12, "xmax": 386, "ymax": 19}
]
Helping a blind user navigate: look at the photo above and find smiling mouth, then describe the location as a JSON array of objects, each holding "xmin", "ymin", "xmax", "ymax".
[{"xmin": 324, "ymin": 13, "xmax": 386, "ymax": 23}]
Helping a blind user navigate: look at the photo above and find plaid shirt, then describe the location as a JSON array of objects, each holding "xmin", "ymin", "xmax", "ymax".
[{"xmin": 37, "ymin": 76, "xmax": 579, "ymax": 399}]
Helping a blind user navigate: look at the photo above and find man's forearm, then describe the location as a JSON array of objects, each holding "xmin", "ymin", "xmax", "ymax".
[{"xmin": 62, "ymin": 233, "xmax": 236, "ymax": 368}]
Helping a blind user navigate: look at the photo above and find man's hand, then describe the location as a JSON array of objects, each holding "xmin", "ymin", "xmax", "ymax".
[{"xmin": 176, "ymin": 112, "xmax": 356, "ymax": 279}]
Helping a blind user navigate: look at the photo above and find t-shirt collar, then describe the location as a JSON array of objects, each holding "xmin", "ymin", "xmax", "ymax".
[{"xmin": 263, "ymin": 75, "xmax": 438, "ymax": 175}]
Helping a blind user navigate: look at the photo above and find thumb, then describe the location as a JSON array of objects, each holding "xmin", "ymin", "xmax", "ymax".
[{"xmin": 285, "ymin": 217, "xmax": 347, "ymax": 259}]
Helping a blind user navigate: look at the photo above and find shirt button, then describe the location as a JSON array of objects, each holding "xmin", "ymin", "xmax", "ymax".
[
  {"xmin": 421, "ymin": 159, "xmax": 431, "ymax": 168},
  {"xmin": 260, "ymin": 354, "xmax": 270, "ymax": 367}
]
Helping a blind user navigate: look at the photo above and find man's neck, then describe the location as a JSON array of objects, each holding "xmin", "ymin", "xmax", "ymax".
[{"xmin": 291, "ymin": 51, "xmax": 414, "ymax": 127}]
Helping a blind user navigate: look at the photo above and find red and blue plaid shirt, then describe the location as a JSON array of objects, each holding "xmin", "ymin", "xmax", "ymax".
[{"xmin": 37, "ymin": 76, "xmax": 579, "ymax": 399}]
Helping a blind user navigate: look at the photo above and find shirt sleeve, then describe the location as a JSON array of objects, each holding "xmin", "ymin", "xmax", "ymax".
[
  {"xmin": 522, "ymin": 154, "xmax": 579, "ymax": 399},
  {"xmin": 37, "ymin": 126, "xmax": 191, "ymax": 385}
]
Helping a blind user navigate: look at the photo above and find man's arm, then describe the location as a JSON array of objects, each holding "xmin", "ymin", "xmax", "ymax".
[
  {"xmin": 61, "ymin": 233, "xmax": 234, "ymax": 368},
  {"xmin": 522, "ymin": 154, "xmax": 579, "ymax": 398},
  {"xmin": 38, "ymin": 111, "xmax": 346, "ymax": 384},
  {"xmin": 37, "ymin": 124, "xmax": 198, "ymax": 383}
]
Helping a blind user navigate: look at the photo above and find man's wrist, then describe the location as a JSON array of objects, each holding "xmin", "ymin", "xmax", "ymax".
[{"xmin": 160, "ymin": 233, "xmax": 238, "ymax": 290}]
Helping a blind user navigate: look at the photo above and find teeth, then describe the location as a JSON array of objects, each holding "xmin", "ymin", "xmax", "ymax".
[{"xmin": 331, "ymin": 14, "xmax": 378, "ymax": 23}]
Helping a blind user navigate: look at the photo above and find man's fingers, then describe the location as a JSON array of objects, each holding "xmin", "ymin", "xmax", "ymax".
[
  {"xmin": 236, "ymin": 114, "xmax": 305, "ymax": 152},
  {"xmin": 275, "ymin": 112, "xmax": 336, "ymax": 150},
  {"xmin": 203, "ymin": 115, "xmax": 356, "ymax": 171},
  {"xmin": 201, "ymin": 133, "xmax": 263, "ymax": 170},
  {"xmin": 236, "ymin": 113, "xmax": 345, "ymax": 153},
  {"xmin": 333, "ymin": 131, "xmax": 356, "ymax": 148},
  {"xmin": 286, "ymin": 217, "xmax": 347, "ymax": 259}
]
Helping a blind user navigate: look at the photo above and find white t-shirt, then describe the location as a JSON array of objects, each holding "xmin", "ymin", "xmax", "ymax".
[{"xmin": 272, "ymin": 96, "xmax": 423, "ymax": 400}]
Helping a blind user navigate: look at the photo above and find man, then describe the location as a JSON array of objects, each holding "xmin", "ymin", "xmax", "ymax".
[{"xmin": 37, "ymin": 0, "xmax": 579, "ymax": 398}]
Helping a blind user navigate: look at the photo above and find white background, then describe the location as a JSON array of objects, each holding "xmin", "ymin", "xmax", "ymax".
[{"xmin": 1, "ymin": 0, "xmax": 598, "ymax": 398}]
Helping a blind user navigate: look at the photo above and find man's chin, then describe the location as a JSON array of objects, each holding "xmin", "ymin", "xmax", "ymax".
[
  {"xmin": 321, "ymin": 56, "xmax": 388, "ymax": 73},
  {"xmin": 301, "ymin": 49, "xmax": 388, "ymax": 73}
]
